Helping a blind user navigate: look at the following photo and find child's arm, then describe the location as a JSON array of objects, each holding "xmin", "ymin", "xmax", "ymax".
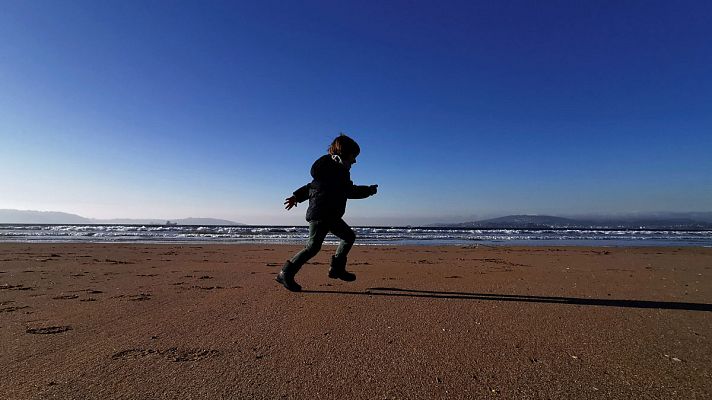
[
  {"xmin": 285, "ymin": 183, "xmax": 310, "ymax": 210},
  {"xmin": 348, "ymin": 183, "xmax": 378, "ymax": 199}
]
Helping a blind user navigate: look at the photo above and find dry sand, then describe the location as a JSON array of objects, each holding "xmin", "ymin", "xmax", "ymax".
[{"xmin": 1, "ymin": 243, "xmax": 711, "ymax": 399}]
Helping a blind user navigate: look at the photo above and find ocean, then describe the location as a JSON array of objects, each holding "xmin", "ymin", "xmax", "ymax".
[{"xmin": 1, "ymin": 224, "xmax": 711, "ymax": 247}]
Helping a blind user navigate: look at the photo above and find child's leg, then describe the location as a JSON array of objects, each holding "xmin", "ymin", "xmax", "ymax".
[
  {"xmin": 290, "ymin": 221, "xmax": 329, "ymax": 267},
  {"xmin": 329, "ymin": 219, "xmax": 356, "ymax": 259},
  {"xmin": 277, "ymin": 221, "xmax": 329, "ymax": 291},
  {"xmin": 328, "ymin": 219, "xmax": 356, "ymax": 281}
]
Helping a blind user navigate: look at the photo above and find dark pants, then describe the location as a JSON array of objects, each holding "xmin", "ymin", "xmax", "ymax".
[{"xmin": 290, "ymin": 219, "xmax": 355, "ymax": 268}]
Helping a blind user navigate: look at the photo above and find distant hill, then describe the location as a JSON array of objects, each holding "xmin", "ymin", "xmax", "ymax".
[
  {"xmin": 0, "ymin": 209, "xmax": 243, "ymax": 226},
  {"xmin": 445, "ymin": 214, "xmax": 712, "ymax": 230},
  {"xmin": 0, "ymin": 209, "xmax": 91, "ymax": 224}
]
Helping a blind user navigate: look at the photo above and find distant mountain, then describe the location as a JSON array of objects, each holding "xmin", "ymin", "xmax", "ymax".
[
  {"xmin": 445, "ymin": 214, "xmax": 712, "ymax": 230},
  {"xmin": 0, "ymin": 209, "xmax": 91, "ymax": 224},
  {"xmin": 0, "ymin": 209, "xmax": 243, "ymax": 226}
]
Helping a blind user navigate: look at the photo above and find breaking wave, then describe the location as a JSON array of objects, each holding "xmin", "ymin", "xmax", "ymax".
[{"xmin": 1, "ymin": 225, "xmax": 710, "ymax": 246}]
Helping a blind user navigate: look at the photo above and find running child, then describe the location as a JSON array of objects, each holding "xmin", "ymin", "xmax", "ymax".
[{"xmin": 277, "ymin": 134, "xmax": 378, "ymax": 291}]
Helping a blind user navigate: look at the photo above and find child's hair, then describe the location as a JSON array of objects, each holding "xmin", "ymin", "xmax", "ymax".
[{"xmin": 328, "ymin": 133, "xmax": 360, "ymax": 157}]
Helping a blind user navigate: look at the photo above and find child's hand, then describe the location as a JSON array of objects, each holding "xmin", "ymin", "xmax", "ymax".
[
  {"xmin": 284, "ymin": 196, "xmax": 298, "ymax": 210},
  {"xmin": 370, "ymin": 185, "xmax": 378, "ymax": 195}
]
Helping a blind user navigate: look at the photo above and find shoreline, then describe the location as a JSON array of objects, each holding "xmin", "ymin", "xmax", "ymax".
[
  {"xmin": 3, "ymin": 221, "xmax": 712, "ymax": 230},
  {"xmin": 2, "ymin": 243, "xmax": 711, "ymax": 398},
  {"xmin": 3, "ymin": 224, "xmax": 711, "ymax": 248},
  {"xmin": 1, "ymin": 241, "xmax": 711, "ymax": 248}
]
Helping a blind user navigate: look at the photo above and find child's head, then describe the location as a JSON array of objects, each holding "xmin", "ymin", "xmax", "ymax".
[{"xmin": 328, "ymin": 134, "xmax": 360, "ymax": 161}]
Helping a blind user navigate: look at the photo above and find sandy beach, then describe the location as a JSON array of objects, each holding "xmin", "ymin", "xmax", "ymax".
[{"xmin": 1, "ymin": 243, "xmax": 711, "ymax": 399}]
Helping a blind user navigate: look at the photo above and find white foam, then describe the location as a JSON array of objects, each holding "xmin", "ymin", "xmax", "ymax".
[{"xmin": 0, "ymin": 224, "xmax": 710, "ymax": 246}]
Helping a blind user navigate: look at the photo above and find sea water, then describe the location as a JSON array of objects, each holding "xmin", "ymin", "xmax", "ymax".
[{"xmin": 1, "ymin": 224, "xmax": 711, "ymax": 247}]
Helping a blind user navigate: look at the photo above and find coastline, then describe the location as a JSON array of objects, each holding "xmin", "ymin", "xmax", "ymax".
[
  {"xmin": 2, "ymin": 243, "xmax": 711, "ymax": 399},
  {"xmin": 2, "ymin": 224, "xmax": 711, "ymax": 247}
]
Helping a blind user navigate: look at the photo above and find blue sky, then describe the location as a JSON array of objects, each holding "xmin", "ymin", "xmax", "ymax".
[{"xmin": 1, "ymin": 1, "xmax": 710, "ymax": 225}]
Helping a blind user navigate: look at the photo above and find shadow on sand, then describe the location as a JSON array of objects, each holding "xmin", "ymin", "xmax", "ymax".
[{"xmin": 301, "ymin": 287, "xmax": 712, "ymax": 312}]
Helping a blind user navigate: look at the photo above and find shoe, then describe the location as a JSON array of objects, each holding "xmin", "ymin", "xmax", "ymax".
[
  {"xmin": 276, "ymin": 261, "xmax": 302, "ymax": 292},
  {"xmin": 328, "ymin": 255, "xmax": 356, "ymax": 282}
]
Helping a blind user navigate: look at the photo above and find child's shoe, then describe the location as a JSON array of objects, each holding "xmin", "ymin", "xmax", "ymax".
[
  {"xmin": 276, "ymin": 261, "xmax": 302, "ymax": 291},
  {"xmin": 328, "ymin": 255, "xmax": 356, "ymax": 281}
]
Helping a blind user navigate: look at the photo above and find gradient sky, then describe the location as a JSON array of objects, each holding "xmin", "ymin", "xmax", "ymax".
[{"xmin": 1, "ymin": 1, "xmax": 711, "ymax": 225}]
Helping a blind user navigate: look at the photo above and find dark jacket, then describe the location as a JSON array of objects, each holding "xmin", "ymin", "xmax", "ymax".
[{"xmin": 293, "ymin": 155, "xmax": 375, "ymax": 222}]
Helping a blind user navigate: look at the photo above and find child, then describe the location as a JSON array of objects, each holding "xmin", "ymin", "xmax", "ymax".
[{"xmin": 277, "ymin": 134, "xmax": 378, "ymax": 292}]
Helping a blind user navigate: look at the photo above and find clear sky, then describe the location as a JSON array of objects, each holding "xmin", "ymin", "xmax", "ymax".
[{"xmin": 1, "ymin": 1, "xmax": 710, "ymax": 226}]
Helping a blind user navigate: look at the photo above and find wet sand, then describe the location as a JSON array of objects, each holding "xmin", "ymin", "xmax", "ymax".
[{"xmin": 1, "ymin": 243, "xmax": 711, "ymax": 399}]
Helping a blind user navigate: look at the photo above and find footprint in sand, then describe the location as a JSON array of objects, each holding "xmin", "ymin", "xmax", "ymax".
[
  {"xmin": 111, "ymin": 293, "xmax": 152, "ymax": 301},
  {"xmin": 1, "ymin": 284, "xmax": 35, "ymax": 291},
  {"xmin": 52, "ymin": 294, "xmax": 80, "ymax": 300},
  {"xmin": 1, "ymin": 305, "xmax": 30, "ymax": 313},
  {"xmin": 111, "ymin": 347, "xmax": 221, "ymax": 362},
  {"xmin": 26, "ymin": 326, "xmax": 72, "ymax": 334},
  {"xmin": 111, "ymin": 349, "xmax": 157, "ymax": 359},
  {"xmin": 95, "ymin": 258, "xmax": 134, "ymax": 265},
  {"xmin": 189, "ymin": 285, "xmax": 224, "ymax": 291},
  {"xmin": 128, "ymin": 293, "xmax": 152, "ymax": 301}
]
